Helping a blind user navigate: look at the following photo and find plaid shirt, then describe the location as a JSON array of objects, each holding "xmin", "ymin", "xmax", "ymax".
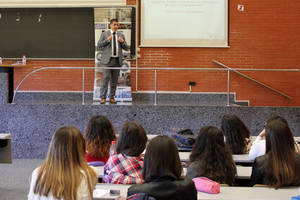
[{"xmin": 103, "ymin": 153, "xmax": 144, "ymax": 184}]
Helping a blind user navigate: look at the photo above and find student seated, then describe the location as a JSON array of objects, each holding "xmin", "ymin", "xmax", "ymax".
[
  {"xmin": 249, "ymin": 116, "xmax": 300, "ymax": 161},
  {"xmin": 250, "ymin": 120, "xmax": 300, "ymax": 188},
  {"xmin": 84, "ymin": 115, "xmax": 116, "ymax": 164},
  {"xmin": 221, "ymin": 114, "xmax": 252, "ymax": 154},
  {"xmin": 103, "ymin": 122, "xmax": 147, "ymax": 184},
  {"xmin": 127, "ymin": 135, "xmax": 197, "ymax": 200},
  {"xmin": 186, "ymin": 126, "xmax": 236, "ymax": 185},
  {"xmin": 28, "ymin": 126, "xmax": 97, "ymax": 200}
]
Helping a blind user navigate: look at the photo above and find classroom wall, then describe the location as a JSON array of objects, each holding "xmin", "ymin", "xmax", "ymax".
[
  {"xmin": 0, "ymin": 0, "xmax": 126, "ymax": 7},
  {"xmin": 10, "ymin": 0, "xmax": 300, "ymax": 106}
]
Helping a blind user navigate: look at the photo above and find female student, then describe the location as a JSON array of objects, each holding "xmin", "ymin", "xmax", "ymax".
[
  {"xmin": 103, "ymin": 122, "xmax": 147, "ymax": 184},
  {"xmin": 250, "ymin": 120, "xmax": 300, "ymax": 188},
  {"xmin": 84, "ymin": 115, "xmax": 116, "ymax": 163},
  {"xmin": 28, "ymin": 126, "xmax": 97, "ymax": 200},
  {"xmin": 249, "ymin": 116, "xmax": 300, "ymax": 161},
  {"xmin": 186, "ymin": 126, "xmax": 236, "ymax": 185},
  {"xmin": 221, "ymin": 114, "xmax": 252, "ymax": 154},
  {"xmin": 128, "ymin": 135, "xmax": 197, "ymax": 200}
]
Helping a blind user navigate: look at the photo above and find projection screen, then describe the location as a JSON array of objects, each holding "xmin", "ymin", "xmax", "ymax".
[{"xmin": 140, "ymin": 0, "xmax": 228, "ymax": 47}]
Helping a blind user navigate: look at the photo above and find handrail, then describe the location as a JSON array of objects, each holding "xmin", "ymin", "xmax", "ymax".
[
  {"xmin": 12, "ymin": 66, "xmax": 300, "ymax": 105},
  {"xmin": 212, "ymin": 60, "xmax": 293, "ymax": 100}
]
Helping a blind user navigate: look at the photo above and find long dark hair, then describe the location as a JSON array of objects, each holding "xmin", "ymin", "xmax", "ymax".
[
  {"xmin": 264, "ymin": 120, "xmax": 300, "ymax": 188},
  {"xmin": 84, "ymin": 115, "xmax": 116, "ymax": 158},
  {"xmin": 221, "ymin": 114, "xmax": 251, "ymax": 154},
  {"xmin": 116, "ymin": 122, "xmax": 147, "ymax": 157},
  {"xmin": 189, "ymin": 126, "xmax": 236, "ymax": 185},
  {"xmin": 143, "ymin": 135, "xmax": 182, "ymax": 182}
]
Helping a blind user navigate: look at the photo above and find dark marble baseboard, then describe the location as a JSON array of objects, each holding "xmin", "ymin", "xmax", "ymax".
[
  {"xmin": 0, "ymin": 103, "xmax": 299, "ymax": 158},
  {"xmin": 13, "ymin": 92, "xmax": 94, "ymax": 104},
  {"xmin": 12, "ymin": 91, "xmax": 248, "ymax": 106},
  {"xmin": 132, "ymin": 92, "xmax": 248, "ymax": 106}
]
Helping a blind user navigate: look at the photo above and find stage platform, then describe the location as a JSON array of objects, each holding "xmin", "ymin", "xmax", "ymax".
[{"xmin": 0, "ymin": 102, "xmax": 299, "ymax": 158}]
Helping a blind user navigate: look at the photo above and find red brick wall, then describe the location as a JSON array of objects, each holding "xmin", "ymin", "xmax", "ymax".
[
  {"xmin": 10, "ymin": 0, "xmax": 300, "ymax": 106},
  {"xmin": 11, "ymin": 60, "xmax": 95, "ymax": 92},
  {"xmin": 131, "ymin": 0, "xmax": 300, "ymax": 106}
]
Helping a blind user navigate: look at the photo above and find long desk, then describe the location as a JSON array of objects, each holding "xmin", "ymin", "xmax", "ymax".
[
  {"xmin": 93, "ymin": 184, "xmax": 300, "ymax": 200},
  {"xmin": 179, "ymin": 152, "xmax": 253, "ymax": 164},
  {"xmin": 295, "ymin": 137, "xmax": 300, "ymax": 144},
  {"xmin": 95, "ymin": 166, "xmax": 252, "ymax": 180}
]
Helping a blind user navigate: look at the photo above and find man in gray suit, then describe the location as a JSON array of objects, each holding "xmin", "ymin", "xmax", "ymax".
[{"xmin": 98, "ymin": 18, "xmax": 129, "ymax": 104}]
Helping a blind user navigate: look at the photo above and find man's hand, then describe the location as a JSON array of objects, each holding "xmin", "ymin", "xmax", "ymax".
[
  {"xmin": 107, "ymin": 35, "xmax": 113, "ymax": 41},
  {"xmin": 118, "ymin": 37, "xmax": 124, "ymax": 43}
]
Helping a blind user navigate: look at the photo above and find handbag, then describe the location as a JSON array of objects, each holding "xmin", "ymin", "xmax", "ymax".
[{"xmin": 192, "ymin": 177, "xmax": 220, "ymax": 194}]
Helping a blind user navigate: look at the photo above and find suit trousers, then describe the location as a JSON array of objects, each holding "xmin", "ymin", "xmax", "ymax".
[{"xmin": 100, "ymin": 58, "xmax": 120, "ymax": 99}]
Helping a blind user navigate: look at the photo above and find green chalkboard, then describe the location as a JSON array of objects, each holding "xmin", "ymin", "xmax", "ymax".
[{"xmin": 0, "ymin": 8, "xmax": 95, "ymax": 58}]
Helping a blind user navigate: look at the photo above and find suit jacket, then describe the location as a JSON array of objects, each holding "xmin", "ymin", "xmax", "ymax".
[
  {"xmin": 127, "ymin": 176, "xmax": 197, "ymax": 200},
  {"xmin": 97, "ymin": 30, "xmax": 129, "ymax": 66}
]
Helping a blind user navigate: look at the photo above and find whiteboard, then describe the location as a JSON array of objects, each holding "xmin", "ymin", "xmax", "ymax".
[{"xmin": 140, "ymin": 0, "xmax": 228, "ymax": 47}]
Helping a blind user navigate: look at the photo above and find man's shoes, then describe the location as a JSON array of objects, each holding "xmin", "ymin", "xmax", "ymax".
[
  {"xmin": 100, "ymin": 99, "xmax": 106, "ymax": 104},
  {"xmin": 109, "ymin": 98, "xmax": 117, "ymax": 104}
]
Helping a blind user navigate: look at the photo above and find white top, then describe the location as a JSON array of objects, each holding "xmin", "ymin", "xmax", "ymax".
[
  {"xmin": 249, "ymin": 136, "xmax": 266, "ymax": 161},
  {"xmin": 249, "ymin": 136, "xmax": 300, "ymax": 161},
  {"xmin": 28, "ymin": 167, "xmax": 96, "ymax": 200}
]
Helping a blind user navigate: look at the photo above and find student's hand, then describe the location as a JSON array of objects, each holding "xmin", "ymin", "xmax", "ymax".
[
  {"xmin": 258, "ymin": 128, "xmax": 266, "ymax": 138},
  {"xmin": 107, "ymin": 35, "xmax": 113, "ymax": 41},
  {"xmin": 118, "ymin": 37, "xmax": 124, "ymax": 43}
]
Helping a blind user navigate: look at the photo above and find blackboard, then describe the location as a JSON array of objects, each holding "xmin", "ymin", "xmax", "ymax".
[{"xmin": 0, "ymin": 8, "xmax": 95, "ymax": 58}]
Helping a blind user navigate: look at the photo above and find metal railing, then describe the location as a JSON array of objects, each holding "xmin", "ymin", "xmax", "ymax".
[{"xmin": 12, "ymin": 62, "xmax": 300, "ymax": 105}]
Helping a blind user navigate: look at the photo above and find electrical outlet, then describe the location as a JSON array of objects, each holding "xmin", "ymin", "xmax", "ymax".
[{"xmin": 188, "ymin": 81, "xmax": 196, "ymax": 86}]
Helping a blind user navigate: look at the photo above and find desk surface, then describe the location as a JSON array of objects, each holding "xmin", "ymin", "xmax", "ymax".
[
  {"xmin": 179, "ymin": 152, "xmax": 253, "ymax": 164},
  {"xmin": 0, "ymin": 133, "xmax": 11, "ymax": 139},
  {"xmin": 94, "ymin": 184, "xmax": 300, "ymax": 200},
  {"xmin": 117, "ymin": 134, "xmax": 157, "ymax": 140},
  {"xmin": 95, "ymin": 165, "xmax": 252, "ymax": 180}
]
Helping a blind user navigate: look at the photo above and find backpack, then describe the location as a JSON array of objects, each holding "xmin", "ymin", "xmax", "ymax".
[{"xmin": 167, "ymin": 129, "xmax": 197, "ymax": 151}]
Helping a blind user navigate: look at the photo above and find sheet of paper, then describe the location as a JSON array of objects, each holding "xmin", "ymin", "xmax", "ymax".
[{"xmin": 93, "ymin": 189, "xmax": 110, "ymax": 198}]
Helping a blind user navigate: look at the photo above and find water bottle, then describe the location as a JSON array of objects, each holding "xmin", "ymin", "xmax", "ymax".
[
  {"xmin": 22, "ymin": 55, "xmax": 26, "ymax": 65},
  {"xmin": 109, "ymin": 141, "xmax": 116, "ymax": 156}
]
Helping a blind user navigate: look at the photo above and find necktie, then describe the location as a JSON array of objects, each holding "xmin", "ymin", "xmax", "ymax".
[{"xmin": 113, "ymin": 32, "xmax": 117, "ymax": 56}]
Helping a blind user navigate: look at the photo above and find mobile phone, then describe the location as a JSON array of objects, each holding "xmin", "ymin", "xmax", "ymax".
[{"xmin": 110, "ymin": 189, "xmax": 120, "ymax": 195}]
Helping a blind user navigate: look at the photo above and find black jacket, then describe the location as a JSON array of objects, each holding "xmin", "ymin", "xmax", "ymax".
[
  {"xmin": 127, "ymin": 176, "xmax": 197, "ymax": 200},
  {"xmin": 250, "ymin": 154, "xmax": 300, "ymax": 187}
]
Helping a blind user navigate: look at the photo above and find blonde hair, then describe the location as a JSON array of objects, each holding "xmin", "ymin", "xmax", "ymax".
[{"xmin": 34, "ymin": 126, "xmax": 97, "ymax": 200}]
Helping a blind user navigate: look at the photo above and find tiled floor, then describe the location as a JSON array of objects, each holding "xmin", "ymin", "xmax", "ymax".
[{"xmin": 0, "ymin": 159, "xmax": 43, "ymax": 200}]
